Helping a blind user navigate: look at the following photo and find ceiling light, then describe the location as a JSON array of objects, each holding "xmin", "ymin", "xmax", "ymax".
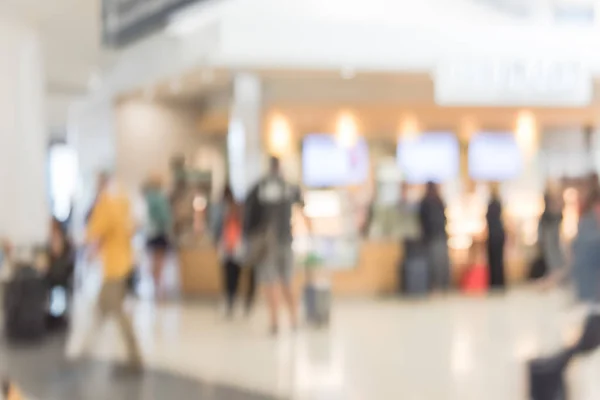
[{"xmin": 336, "ymin": 112, "xmax": 359, "ymax": 147}]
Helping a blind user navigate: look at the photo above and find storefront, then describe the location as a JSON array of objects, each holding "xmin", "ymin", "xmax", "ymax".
[{"xmin": 112, "ymin": 70, "xmax": 600, "ymax": 297}]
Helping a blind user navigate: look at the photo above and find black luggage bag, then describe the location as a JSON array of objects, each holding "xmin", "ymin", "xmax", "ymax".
[
  {"xmin": 3, "ymin": 266, "xmax": 48, "ymax": 342},
  {"xmin": 402, "ymin": 240, "xmax": 429, "ymax": 296}
]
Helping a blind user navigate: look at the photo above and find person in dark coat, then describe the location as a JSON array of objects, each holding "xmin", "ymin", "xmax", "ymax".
[
  {"xmin": 486, "ymin": 186, "xmax": 506, "ymax": 289},
  {"xmin": 419, "ymin": 182, "xmax": 450, "ymax": 291},
  {"xmin": 538, "ymin": 191, "xmax": 565, "ymax": 274}
]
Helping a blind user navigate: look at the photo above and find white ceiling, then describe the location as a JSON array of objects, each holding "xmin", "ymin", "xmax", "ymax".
[{"xmin": 5, "ymin": 0, "xmax": 599, "ymax": 133}]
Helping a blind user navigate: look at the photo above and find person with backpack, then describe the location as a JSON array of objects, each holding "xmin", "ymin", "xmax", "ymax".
[
  {"xmin": 244, "ymin": 157, "xmax": 311, "ymax": 335},
  {"xmin": 211, "ymin": 185, "xmax": 255, "ymax": 317}
]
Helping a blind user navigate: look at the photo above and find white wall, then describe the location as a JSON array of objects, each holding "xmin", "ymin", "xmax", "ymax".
[
  {"xmin": 115, "ymin": 100, "xmax": 205, "ymax": 191},
  {"xmin": 47, "ymin": 92, "xmax": 73, "ymax": 136}
]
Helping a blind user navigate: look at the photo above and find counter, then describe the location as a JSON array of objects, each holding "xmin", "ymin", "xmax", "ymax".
[
  {"xmin": 177, "ymin": 240, "xmax": 401, "ymax": 298},
  {"xmin": 177, "ymin": 240, "xmax": 530, "ymax": 298}
]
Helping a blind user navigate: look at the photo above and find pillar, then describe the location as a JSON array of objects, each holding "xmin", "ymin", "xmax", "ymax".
[
  {"xmin": 228, "ymin": 73, "xmax": 265, "ymax": 200},
  {"xmin": 0, "ymin": 14, "xmax": 49, "ymax": 245},
  {"xmin": 67, "ymin": 94, "xmax": 116, "ymax": 241}
]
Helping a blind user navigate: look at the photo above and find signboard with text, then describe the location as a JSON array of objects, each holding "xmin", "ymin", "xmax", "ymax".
[{"xmin": 435, "ymin": 59, "xmax": 592, "ymax": 107}]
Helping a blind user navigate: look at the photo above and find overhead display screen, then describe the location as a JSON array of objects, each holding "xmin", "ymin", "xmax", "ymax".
[
  {"xmin": 468, "ymin": 132, "xmax": 522, "ymax": 181},
  {"xmin": 397, "ymin": 133, "xmax": 459, "ymax": 183},
  {"xmin": 302, "ymin": 134, "xmax": 370, "ymax": 188}
]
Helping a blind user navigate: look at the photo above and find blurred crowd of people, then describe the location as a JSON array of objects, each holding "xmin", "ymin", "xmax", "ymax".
[{"xmin": 3, "ymin": 150, "xmax": 600, "ymax": 378}]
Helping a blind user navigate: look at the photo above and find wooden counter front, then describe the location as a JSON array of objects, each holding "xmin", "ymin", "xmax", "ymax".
[
  {"xmin": 177, "ymin": 241, "xmax": 402, "ymax": 298},
  {"xmin": 321, "ymin": 241, "xmax": 401, "ymax": 296},
  {"xmin": 177, "ymin": 241, "xmax": 529, "ymax": 298},
  {"xmin": 178, "ymin": 246, "xmax": 222, "ymax": 296}
]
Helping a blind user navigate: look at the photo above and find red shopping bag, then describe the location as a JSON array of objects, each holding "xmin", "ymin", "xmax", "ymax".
[{"xmin": 460, "ymin": 264, "xmax": 488, "ymax": 295}]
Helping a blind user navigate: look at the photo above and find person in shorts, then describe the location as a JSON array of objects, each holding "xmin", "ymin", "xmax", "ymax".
[
  {"xmin": 143, "ymin": 174, "xmax": 172, "ymax": 300},
  {"xmin": 244, "ymin": 157, "xmax": 311, "ymax": 334}
]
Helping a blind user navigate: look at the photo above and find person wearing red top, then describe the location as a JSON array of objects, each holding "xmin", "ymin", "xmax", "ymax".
[{"xmin": 211, "ymin": 186, "xmax": 256, "ymax": 317}]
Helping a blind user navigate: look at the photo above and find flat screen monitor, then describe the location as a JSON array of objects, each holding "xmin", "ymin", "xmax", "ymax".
[
  {"xmin": 397, "ymin": 133, "xmax": 459, "ymax": 183},
  {"xmin": 302, "ymin": 134, "xmax": 369, "ymax": 187},
  {"xmin": 468, "ymin": 132, "xmax": 522, "ymax": 181}
]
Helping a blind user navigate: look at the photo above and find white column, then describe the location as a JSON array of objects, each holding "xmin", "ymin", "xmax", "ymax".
[
  {"xmin": 0, "ymin": 15, "xmax": 49, "ymax": 245},
  {"xmin": 228, "ymin": 73, "xmax": 265, "ymax": 200},
  {"xmin": 67, "ymin": 94, "xmax": 116, "ymax": 241}
]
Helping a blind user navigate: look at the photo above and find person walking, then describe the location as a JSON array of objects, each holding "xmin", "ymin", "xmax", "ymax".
[
  {"xmin": 531, "ymin": 186, "xmax": 600, "ymax": 398},
  {"xmin": 211, "ymin": 185, "xmax": 256, "ymax": 317},
  {"xmin": 419, "ymin": 182, "xmax": 450, "ymax": 292},
  {"xmin": 486, "ymin": 186, "xmax": 506, "ymax": 289},
  {"xmin": 244, "ymin": 157, "xmax": 311, "ymax": 334},
  {"xmin": 80, "ymin": 174, "xmax": 143, "ymax": 370},
  {"xmin": 143, "ymin": 175, "xmax": 172, "ymax": 300}
]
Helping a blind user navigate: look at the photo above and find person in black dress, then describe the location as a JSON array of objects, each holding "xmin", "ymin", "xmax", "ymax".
[{"xmin": 486, "ymin": 186, "xmax": 506, "ymax": 289}]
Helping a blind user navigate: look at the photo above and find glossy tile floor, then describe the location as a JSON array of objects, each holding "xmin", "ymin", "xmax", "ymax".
[{"xmin": 4, "ymin": 285, "xmax": 600, "ymax": 399}]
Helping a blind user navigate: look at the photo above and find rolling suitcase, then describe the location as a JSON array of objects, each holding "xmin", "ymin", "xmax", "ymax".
[
  {"xmin": 3, "ymin": 266, "xmax": 47, "ymax": 342},
  {"xmin": 402, "ymin": 242, "xmax": 429, "ymax": 296},
  {"xmin": 304, "ymin": 281, "xmax": 331, "ymax": 327}
]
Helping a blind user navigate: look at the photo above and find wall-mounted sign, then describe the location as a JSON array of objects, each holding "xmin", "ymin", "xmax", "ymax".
[
  {"xmin": 102, "ymin": 0, "xmax": 210, "ymax": 47},
  {"xmin": 435, "ymin": 59, "xmax": 592, "ymax": 107}
]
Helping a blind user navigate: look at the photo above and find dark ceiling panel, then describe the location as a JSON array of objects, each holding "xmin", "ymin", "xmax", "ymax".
[{"xmin": 102, "ymin": 0, "xmax": 211, "ymax": 48}]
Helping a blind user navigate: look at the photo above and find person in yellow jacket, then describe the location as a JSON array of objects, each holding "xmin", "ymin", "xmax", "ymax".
[
  {"xmin": 3, "ymin": 380, "xmax": 22, "ymax": 400},
  {"xmin": 83, "ymin": 177, "xmax": 143, "ymax": 370}
]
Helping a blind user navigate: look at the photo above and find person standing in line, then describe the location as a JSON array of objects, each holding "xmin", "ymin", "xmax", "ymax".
[
  {"xmin": 79, "ymin": 174, "xmax": 143, "ymax": 370},
  {"xmin": 143, "ymin": 175, "xmax": 172, "ymax": 300},
  {"xmin": 398, "ymin": 183, "xmax": 422, "ymax": 256},
  {"xmin": 486, "ymin": 185, "xmax": 506, "ymax": 289},
  {"xmin": 211, "ymin": 186, "xmax": 256, "ymax": 317},
  {"xmin": 419, "ymin": 182, "xmax": 450, "ymax": 292},
  {"xmin": 244, "ymin": 157, "xmax": 311, "ymax": 334},
  {"xmin": 538, "ymin": 191, "xmax": 565, "ymax": 276}
]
